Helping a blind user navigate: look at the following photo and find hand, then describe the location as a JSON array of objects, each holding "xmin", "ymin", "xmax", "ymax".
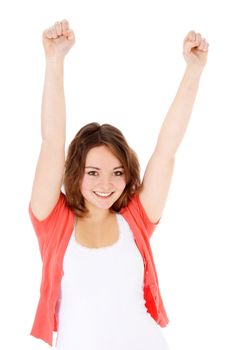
[
  {"xmin": 42, "ymin": 19, "xmax": 76, "ymax": 60},
  {"xmin": 183, "ymin": 31, "xmax": 209, "ymax": 71}
]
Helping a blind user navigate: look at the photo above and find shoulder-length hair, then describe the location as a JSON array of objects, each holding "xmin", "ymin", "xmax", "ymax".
[{"xmin": 63, "ymin": 122, "xmax": 142, "ymax": 217}]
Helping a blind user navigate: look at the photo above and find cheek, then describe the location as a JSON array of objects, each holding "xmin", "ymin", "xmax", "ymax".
[
  {"xmin": 80, "ymin": 175, "xmax": 96, "ymax": 191},
  {"xmin": 114, "ymin": 176, "xmax": 127, "ymax": 190}
]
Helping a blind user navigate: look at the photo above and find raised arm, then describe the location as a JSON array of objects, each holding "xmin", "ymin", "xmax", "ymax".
[
  {"xmin": 30, "ymin": 20, "xmax": 75, "ymax": 220},
  {"xmin": 139, "ymin": 31, "xmax": 209, "ymax": 224}
]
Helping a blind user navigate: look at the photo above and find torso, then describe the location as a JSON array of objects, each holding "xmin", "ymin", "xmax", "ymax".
[{"xmin": 74, "ymin": 213, "xmax": 119, "ymax": 249}]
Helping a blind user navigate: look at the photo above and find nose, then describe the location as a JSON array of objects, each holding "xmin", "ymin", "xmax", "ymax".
[{"xmin": 98, "ymin": 174, "xmax": 114, "ymax": 191}]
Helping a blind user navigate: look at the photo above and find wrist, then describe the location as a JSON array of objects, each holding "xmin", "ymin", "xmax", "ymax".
[
  {"xmin": 185, "ymin": 63, "xmax": 204, "ymax": 77},
  {"xmin": 45, "ymin": 55, "xmax": 65, "ymax": 65}
]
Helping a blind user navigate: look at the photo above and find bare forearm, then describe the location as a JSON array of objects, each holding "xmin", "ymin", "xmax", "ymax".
[
  {"xmin": 155, "ymin": 65, "xmax": 203, "ymax": 157},
  {"xmin": 41, "ymin": 57, "xmax": 66, "ymax": 145}
]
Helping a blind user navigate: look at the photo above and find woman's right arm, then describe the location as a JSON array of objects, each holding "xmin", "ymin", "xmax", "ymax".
[{"xmin": 30, "ymin": 20, "xmax": 75, "ymax": 221}]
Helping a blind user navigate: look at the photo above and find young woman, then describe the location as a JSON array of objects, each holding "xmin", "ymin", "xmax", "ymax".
[{"xmin": 29, "ymin": 19, "xmax": 209, "ymax": 349}]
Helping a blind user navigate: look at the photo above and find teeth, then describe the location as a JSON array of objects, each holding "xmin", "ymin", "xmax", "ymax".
[{"xmin": 94, "ymin": 191, "xmax": 112, "ymax": 197}]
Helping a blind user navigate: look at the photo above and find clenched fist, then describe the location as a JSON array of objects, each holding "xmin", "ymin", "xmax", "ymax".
[
  {"xmin": 183, "ymin": 30, "xmax": 209, "ymax": 70},
  {"xmin": 42, "ymin": 19, "xmax": 76, "ymax": 60}
]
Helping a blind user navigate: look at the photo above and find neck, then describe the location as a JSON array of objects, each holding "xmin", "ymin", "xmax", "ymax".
[{"xmin": 81, "ymin": 202, "xmax": 114, "ymax": 224}]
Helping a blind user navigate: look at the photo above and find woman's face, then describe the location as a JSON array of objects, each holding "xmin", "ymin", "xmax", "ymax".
[{"xmin": 80, "ymin": 145, "xmax": 127, "ymax": 211}]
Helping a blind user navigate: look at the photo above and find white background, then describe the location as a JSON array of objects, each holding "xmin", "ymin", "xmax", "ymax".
[{"xmin": 0, "ymin": 0, "xmax": 232, "ymax": 349}]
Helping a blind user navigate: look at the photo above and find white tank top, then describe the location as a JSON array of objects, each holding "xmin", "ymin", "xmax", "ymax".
[{"xmin": 55, "ymin": 213, "xmax": 170, "ymax": 350}]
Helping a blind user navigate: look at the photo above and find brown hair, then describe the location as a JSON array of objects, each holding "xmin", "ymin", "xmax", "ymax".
[{"xmin": 63, "ymin": 122, "xmax": 142, "ymax": 217}]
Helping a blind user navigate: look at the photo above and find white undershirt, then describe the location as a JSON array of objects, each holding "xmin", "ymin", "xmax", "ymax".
[{"xmin": 55, "ymin": 213, "xmax": 170, "ymax": 350}]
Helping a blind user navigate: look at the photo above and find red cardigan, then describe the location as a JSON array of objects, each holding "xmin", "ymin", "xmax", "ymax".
[{"xmin": 28, "ymin": 191, "xmax": 169, "ymax": 346}]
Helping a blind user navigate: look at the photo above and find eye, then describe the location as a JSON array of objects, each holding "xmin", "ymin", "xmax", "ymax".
[
  {"xmin": 114, "ymin": 171, "xmax": 124, "ymax": 176},
  {"xmin": 87, "ymin": 171, "xmax": 98, "ymax": 176}
]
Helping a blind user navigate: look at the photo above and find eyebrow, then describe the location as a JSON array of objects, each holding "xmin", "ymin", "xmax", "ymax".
[{"xmin": 85, "ymin": 166, "xmax": 124, "ymax": 170}]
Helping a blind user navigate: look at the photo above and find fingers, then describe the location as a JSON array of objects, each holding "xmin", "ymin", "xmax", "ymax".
[
  {"xmin": 54, "ymin": 21, "xmax": 62, "ymax": 36},
  {"xmin": 44, "ymin": 19, "xmax": 70, "ymax": 39},
  {"xmin": 184, "ymin": 30, "xmax": 209, "ymax": 54},
  {"xmin": 184, "ymin": 31, "xmax": 201, "ymax": 44},
  {"xmin": 199, "ymin": 38, "xmax": 208, "ymax": 51},
  {"xmin": 185, "ymin": 30, "xmax": 196, "ymax": 42},
  {"xmin": 61, "ymin": 19, "xmax": 69, "ymax": 35}
]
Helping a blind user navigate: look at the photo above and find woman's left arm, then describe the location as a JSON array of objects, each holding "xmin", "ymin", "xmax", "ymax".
[{"xmin": 139, "ymin": 31, "xmax": 209, "ymax": 224}]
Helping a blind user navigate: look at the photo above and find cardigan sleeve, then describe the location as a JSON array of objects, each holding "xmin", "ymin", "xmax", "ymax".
[
  {"xmin": 28, "ymin": 191, "xmax": 67, "ymax": 256},
  {"xmin": 128, "ymin": 191, "xmax": 161, "ymax": 239}
]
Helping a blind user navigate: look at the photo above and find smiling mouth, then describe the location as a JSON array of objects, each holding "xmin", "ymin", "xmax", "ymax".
[{"xmin": 93, "ymin": 191, "xmax": 114, "ymax": 198}]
